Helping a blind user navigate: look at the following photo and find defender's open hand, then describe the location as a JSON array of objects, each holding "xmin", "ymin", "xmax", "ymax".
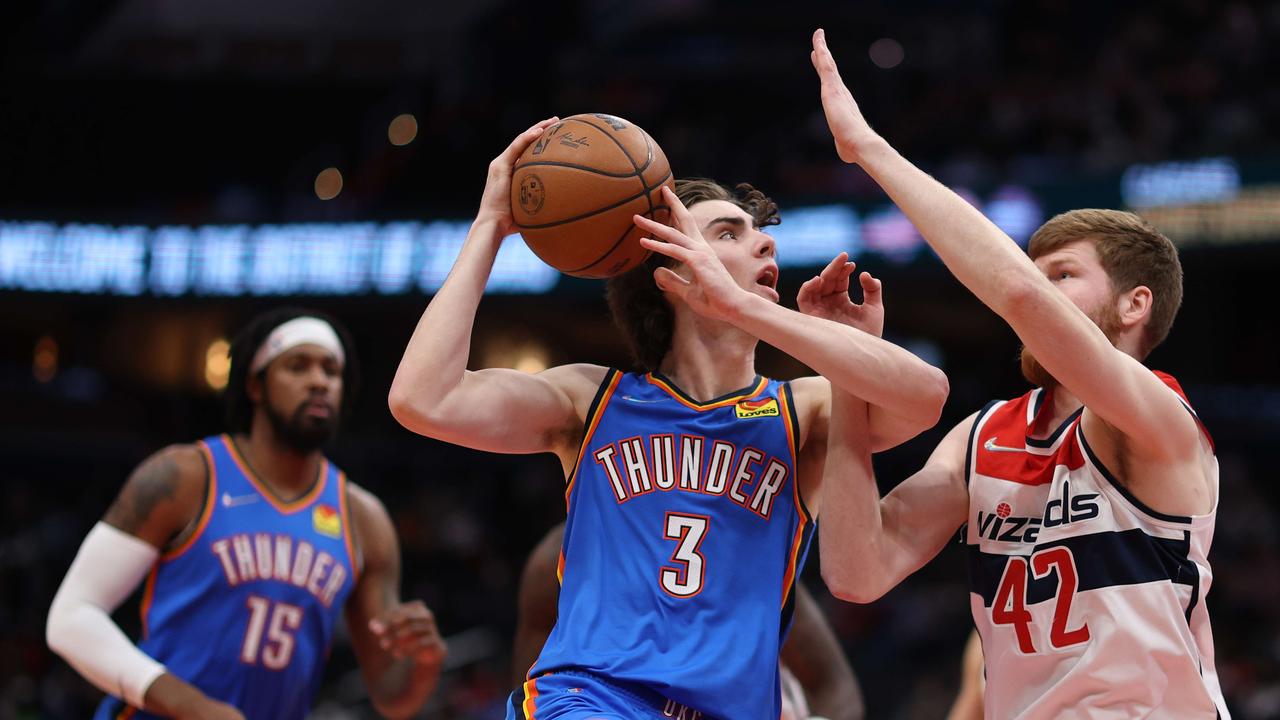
[
  {"xmin": 811, "ymin": 29, "xmax": 881, "ymax": 165},
  {"xmin": 797, "ymin": 252, "xmax": 884, "ymax": 337}
]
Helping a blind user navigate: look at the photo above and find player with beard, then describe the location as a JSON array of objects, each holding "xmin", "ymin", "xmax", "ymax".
[
  {"xmin": 47, "ymin": 308, "xmax": 446, "ymax": 720},
  {"xmin": 809, "ymin": 29, "xmax": 1228, "ymax": 717}
]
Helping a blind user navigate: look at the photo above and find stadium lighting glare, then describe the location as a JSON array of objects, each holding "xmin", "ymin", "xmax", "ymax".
[
  {"xmin": 33, "ymin": 335, "xmax": 57, "ymax": 383},
  {"xmin": 389, "ymin": 113, "xmax": 419, "ymax": 146},
  {"xmin": 513, "ymin": 345, "xmax": 550, "ymax": 374},
  {"xmin": 314, "ymin": 168, "xmax": 344, "ymax": 201},
  {"xmin": 205, "ymin": 338, "xmax": 231, "ymax": 390},
  {"xmin": 869, "ymin": 38, "xmax": 904, "ymax": 70}
]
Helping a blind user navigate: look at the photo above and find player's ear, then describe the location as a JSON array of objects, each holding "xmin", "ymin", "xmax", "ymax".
[
  {"xmin": 246, "ymin": 370, "xmax": 264, "ymax": 404},
  {"xmin": 1120, "ymin": 285, "xmax": 1152, "ymax": 328}
]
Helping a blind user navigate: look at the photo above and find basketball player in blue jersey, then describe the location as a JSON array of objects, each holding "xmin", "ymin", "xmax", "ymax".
[
  {"xmin": 47, "ymin": 308, "xmax": 446, "ymax": 720},
  {"xmin": 389, "ymin": 119, "xmax": 949, "ymax": 719},
  {"xmin": 809, "ymin": 30, "xmax": 1229, "ymax": 717},
  {"xmin": 511, "ymin": 523, "xmax": 865, "ymax": 720}
]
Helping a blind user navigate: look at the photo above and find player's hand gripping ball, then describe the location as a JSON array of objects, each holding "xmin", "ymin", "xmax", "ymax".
[{"xmin": 510, "ymin": 113, "xmax": 675, "ymax": 279}]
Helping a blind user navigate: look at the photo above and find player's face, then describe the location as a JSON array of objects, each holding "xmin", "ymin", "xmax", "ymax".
[
  {"xmin": 1021, "ymin": 239, "xmax": 1124, "ymax": 388},
  {"xmin": 685, "ymin": 199, "xmax": 779, "ymax": 303},
  {"xmin": 259, "ymin": 345, "xmax": 344, "ymax": 451}
]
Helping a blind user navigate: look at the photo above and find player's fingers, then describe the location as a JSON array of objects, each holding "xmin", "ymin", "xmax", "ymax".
[
  {"xmin": 796, "ymin": 276, "xmax": 821, "ymax": 307},
  {"xmin": 859, "ymin": 270, "xmax": 882, "ymax": 293},
  {"xmin": 661, "ymin": 186, "xmax": 700, "ymax": 239},
  {"xmin": 636, "ymin": 221, "xmax": 696, "ymax": 257},
  {"xmin": 389, "ymin": 619, "xmax": 438, "ymax": 646},
  {"xmin": 499, "ymin": 116, "xmax": 559, "ymax": 164},
  {"xmin": 811, "ymin": 29, "xmax": 838, "ymax": 78},
  {"xmin": 816, "ymin": 253, "xmax": 847, "ymax": 281}
]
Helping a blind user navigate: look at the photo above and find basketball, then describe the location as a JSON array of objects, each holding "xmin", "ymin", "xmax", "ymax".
[{"xmin": 511, "ymin": 113, "xmax": 675, "ymax": 279}]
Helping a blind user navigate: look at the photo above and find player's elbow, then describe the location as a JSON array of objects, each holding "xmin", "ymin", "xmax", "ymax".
[
  {"xmin": 388, "ymin": 383, "xmax": 442, "ymax": 436},
  {"xmin": 387, "ymin": 384, "xmax": 417, "ymax": 428},
  {"xmin": 821, "ymin": 564, "xmax": 887, "ymax": 604},
  {"xmin": 918, "ymin": 367, "xmax": 949, "ymax": 427},
  {"xmin": 45, "ymin": 595, "xmax": 76, "ymax": 659},
  {"xmin": 999, "ymin": 272, "xmax": 1053, "ymax": 323}
]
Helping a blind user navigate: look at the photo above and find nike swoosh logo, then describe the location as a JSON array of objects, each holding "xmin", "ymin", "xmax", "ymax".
[
  {"xmin": 221, "ymin": 492, "xmax": 261, "ymax": 508},
  {"xmin": 984, "ymin": 438, "xmax": 1024, "ymax": 454},
  {"xmin": 620, "ymin": 395, "xmax": 663, "ymax": 403}
]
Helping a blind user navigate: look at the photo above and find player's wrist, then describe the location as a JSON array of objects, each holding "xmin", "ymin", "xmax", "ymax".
[
  {"xmin": 841, "ymin": 132, "xmax": 891, "ymax": 167},
  {"xmin": 143, "ymin": 672, "xmax": 206, "ymax": 716},
  {"xmin": 715, "ymin": 285, "xmax": 759, "ymax": 324}
]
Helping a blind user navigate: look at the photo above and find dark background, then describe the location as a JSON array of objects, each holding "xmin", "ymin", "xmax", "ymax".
[{"xmin": 1, "ymin": 0, "xmax": 1278, "ymax": 718}]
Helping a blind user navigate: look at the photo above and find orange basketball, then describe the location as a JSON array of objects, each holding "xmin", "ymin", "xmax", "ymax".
[{"xmin": 511, "ymin": 113, "xmax": 674, "ymax": 279}]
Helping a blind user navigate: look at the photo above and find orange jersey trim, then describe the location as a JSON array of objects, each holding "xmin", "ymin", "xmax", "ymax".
[
  {"xmin": 778, "ymin": 384, "xmax": 810, "ymax": 606},
  {"xmin": 645, "ymin": 373, "xmax": 768, "ymax": 412},
  {"xmin": 337, "ymin": 470, "xmax": 360, "ymax": 584},
  {"xmin": 521, "ymin": 674, "xmax": 544, "ymax": 718},
  {"xmin": 222, "ymin": 434, "xmax": 327, "ymax": 514},
  {"xmin": 564, "ymin": 370, "xmax": 623, "ymax": 511},
  {"xmin": 780, "ymin": 515, "xmax": 810, "ymax": 608},
  {"xmin": 161, "ymin": 441, "xmax": 219, "ymax": 561},
  {"xmin": 138, "ymin": 565, "xmax": 159, "ymax": 639},
  {"xmin": 116, "ymin": 706, "xmax": 137, "ymax": 720}
]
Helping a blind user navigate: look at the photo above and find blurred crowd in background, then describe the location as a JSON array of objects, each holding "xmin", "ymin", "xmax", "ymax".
[{"xmin": 1, "ymin": 0, "xmax": 1278, "ymax": 718}]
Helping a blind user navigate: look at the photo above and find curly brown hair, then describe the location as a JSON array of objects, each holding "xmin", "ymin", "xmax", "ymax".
[{"xmin": 606, "ymin": 178, "xmax": 780, "ymax": 372}]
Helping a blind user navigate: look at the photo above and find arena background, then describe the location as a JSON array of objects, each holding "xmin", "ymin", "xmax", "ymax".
[{"xmin": 1, "ymin": 0, "xmax": 1277, "ymax": 717}]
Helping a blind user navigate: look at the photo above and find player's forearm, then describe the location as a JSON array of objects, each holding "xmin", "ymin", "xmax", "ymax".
[
  {"xmin": 389, "ymin": 217, "xmax": 504, "ymax": 429},
  {"xmin": 46, "ymin": 523, "xmax": 169, "ymax": 708},
  {"xmin": 729, "ymin": 292, "xmax": 947, "ymax": 428},
  {"xmin": 819, "ymin": 392, "xmax": 901, "ymax": 603},
  {"xmin": 809, "ymin": 681, "xmax": 866, "ymax": 720},
  {"xmin": 852, "ymin": 137, "xmax": 1048, "ymax": 317},
  {"xmin": 369, "ymin": 657, "xmax": 443, "ymax": 720}
]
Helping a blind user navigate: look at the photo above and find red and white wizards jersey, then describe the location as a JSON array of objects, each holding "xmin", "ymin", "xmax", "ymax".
[{"xmin": 964, "ymin": 372, "xmax": 1229, "ymax": 719}]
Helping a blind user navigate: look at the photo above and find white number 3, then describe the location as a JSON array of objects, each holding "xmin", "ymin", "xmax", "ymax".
[{"xmin": 661, "ymin": 512, "xmax": 709, "ymax": 598}]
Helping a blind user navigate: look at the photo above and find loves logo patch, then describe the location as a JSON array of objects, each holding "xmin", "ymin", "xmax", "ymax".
[{"xmin": 735, "ymin": 397, "xmax": 780, "ymax": 419}]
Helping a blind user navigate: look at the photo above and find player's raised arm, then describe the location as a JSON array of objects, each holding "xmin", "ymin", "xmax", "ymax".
[
  {"xmin": 819, "ymin": 398, "xmax": 972, "ymax": 603},
  {"xmin": 809, "ymin": 29, "xmax": 1200, "ymax": 467},
  {"xmin": 389, "ymin": 118, "xmax": 605, "ymax": 463},
  {"xmin": 633, "ymin": 188, "xmax": 948, "ymax": 439}
]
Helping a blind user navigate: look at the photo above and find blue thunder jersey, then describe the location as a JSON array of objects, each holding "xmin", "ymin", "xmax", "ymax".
[
  {"xmin": 524, "ymin": 370, "xmax": 813, "ymax": 720},
  {"xmin": 94, "ymin": 434, "xmax": 358, "ymax": 720}
]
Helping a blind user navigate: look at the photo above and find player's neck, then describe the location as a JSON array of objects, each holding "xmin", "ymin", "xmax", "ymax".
[
  {"xmin": 661, "ymin": 315, "xmax": 757, "ymax": 402},
  {"xmin": 1037, "ymin": 384, "xmax": 1083, "ymax": 436},
  {"xmin": 236, "ymin": 425, "xmax": 323, "ymax": 499}
]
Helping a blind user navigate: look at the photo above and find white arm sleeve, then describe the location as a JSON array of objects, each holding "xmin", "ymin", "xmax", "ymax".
[{"xmin": 46, "ymin": 522, "xmax": 168, "ymax": 708}]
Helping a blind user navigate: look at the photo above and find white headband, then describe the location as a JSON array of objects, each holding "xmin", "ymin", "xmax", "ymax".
[{"xmin": 250, "ymin": 316, "xmax": 346, "ymax": 374}]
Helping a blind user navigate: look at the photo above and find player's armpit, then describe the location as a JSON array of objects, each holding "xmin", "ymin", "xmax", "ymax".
[{"xmin": 102, "ymin": 444, "xmax": 209, "ymax": 550}]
